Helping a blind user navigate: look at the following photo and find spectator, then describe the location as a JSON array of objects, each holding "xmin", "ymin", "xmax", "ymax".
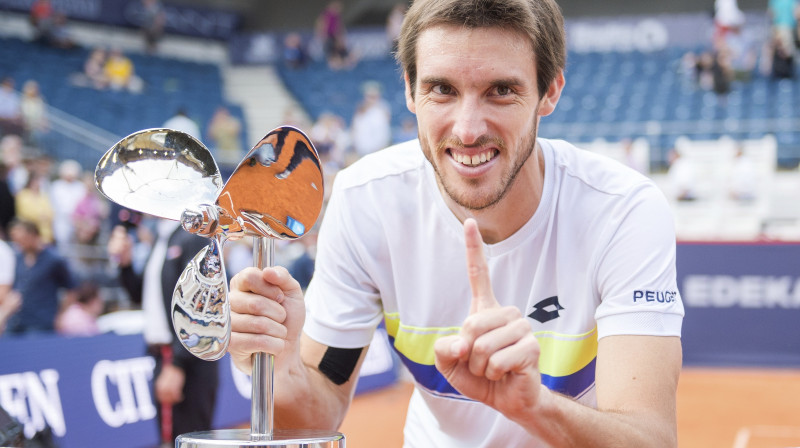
[
  {"xmin": 46, "ymin": 12, "xmax": 76, "ymax": 49},
  {"xmin": 694, "ymin": 51, "xmax": 716, "ymax": 91},
  {"xmin": 316, "ymin": 1, "xmax": 358, "ymax": 69},
  {"xmin": 71, "ymin": 48, "xmax": 109, "ymax": 90},
  {"xmin": 50, "ymin": 159, "xmax": 85, "ymax": 247},
  {"xmin": 0, "ymin": 233, "xmax": 20, "ymax": 335},
  {"xmin": 310, "ymin": 112, "xmax": 350, "ymax": 169},
  {"xmin": 719, "ymin": 21, "xmax": 758, "ymax": 82},
  {"xmin": 350, "ymin": 81, "xmax": 391, "ymax": 159},
  {"xmin": 282, "ymin": 32, "xmax": 309, "ymax": 69},
  {"xmin": 0, "ymin": 77, "xmax": 23, "ymax": 136},
  {"xmin": 0, "ymin": 163, "xmax": 15, "ymax": 234},
  {"xmin": 317, "ymin": 1, "xmax": 345, "ymax": 61},
  {"xmin": 56, "ymin": 281, "xmax": 104, "ymax": 337},
  {"xmin": 711, "ymin": 48, "xmax": 734, "ymax": 98},
  {"xmin": 770, "ymin": 30, "xmax": 796, "ymax": 79},
  {"xmin": 72, "ymin": 172, "xmax": 109, "ymax": 245},
  {"xmin": 768, "ymin": 0, "xmax": 799, "ymax": 53},
  {"xmin": 206, "ymin": 106, "xmax": 243, "ymax": 166},
  {"xmin": 714, "ymin": 0, "xmax": 745, "ymax": 40},
  {"xmin": 104, "ymin": 48, "xmax": 143, "ymax": 93},
  {"xmin": 667, "ymin": 149, "xmax": 699, "ymax": 201},
  {"xmin": 140, "ymin": 0, "xmax": 166, "ymax": 54},
  {"xmin": 729, "ymin": 146, "xmax": 757, "ymax": 202},
  {"xmin": 326, "ymin": 34, "xmax": 359, "ymax": 70},
  {"xmin": 15, "ymin": 173, "xmax": 55, "ymax": 245},
  {"xmin": 5, "ymin": 219, "xmax": 76, "ymax": 335},
  {"xmin": 621, "ymin": 138, "xmax": 648, "ymax": 175},
  {"xmin": 29, "ymin": 0, "xmax": 55, "ymax": 43},
  {"xmin": 30, "ymin": 0, "xmax": 76, "ymax": 50},
  {"xmin": 163, "ymin": 107, "xmax": 201, "ymax": 140},
  {"xmin": 19, "ymin": 80, "xmax": 50, "ymax": 149},
  {"xmin": 107, "ymin": 221, "xmax": 218, "ymax": 443},
  {"xmin": 0, "ymin": 135, "xmax": 29, "ymax": 194}
]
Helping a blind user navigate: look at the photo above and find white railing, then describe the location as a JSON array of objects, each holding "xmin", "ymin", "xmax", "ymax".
[{"xmin": 46, "ymin": 104, "xmax": 121, "ymax": 154}]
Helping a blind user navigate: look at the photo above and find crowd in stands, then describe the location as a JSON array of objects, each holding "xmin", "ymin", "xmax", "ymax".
[
  {"xmin": 0, "ymin": 0, "xmax": 234, "ymax": 341},
  {"xmin": 684, "ymin": 0, "xmax": 799, "ymax": 99}
]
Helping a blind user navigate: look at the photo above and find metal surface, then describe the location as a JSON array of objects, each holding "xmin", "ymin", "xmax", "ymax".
[
  {"xmin": 171, "ymin": 235, "xmax": 230, "ymax": 360},
  {"xmin": 175, "ymin": 429, "xmax": 345, "ymax": 448},
  {"xmin": 251, "ymin": 238, "xmax": 275, "ymax": 436},
  {"xmin": 95, "ymin": 128, "xmax": 223, "ymax": 221},
  {"xmin": 96, "ymin": 125, "xmax": 335, "ymax": 446}
]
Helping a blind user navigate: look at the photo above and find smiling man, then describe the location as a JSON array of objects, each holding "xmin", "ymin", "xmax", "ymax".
[{"xmin": 227, "ymin": 0, "xmax": 684, "ymax": 446}]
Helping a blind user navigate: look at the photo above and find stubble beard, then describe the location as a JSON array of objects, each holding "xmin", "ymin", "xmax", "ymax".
[{"xmin": 420, "ymin": 123, "xmax": 538, "ymax": 211}]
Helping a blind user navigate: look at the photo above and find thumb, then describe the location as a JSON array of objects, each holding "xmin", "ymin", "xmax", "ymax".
[{"xmin": 464, "ymin": 218, "xmax": 498, "ymax": 314}]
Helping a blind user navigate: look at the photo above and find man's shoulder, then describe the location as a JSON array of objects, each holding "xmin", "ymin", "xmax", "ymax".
[
  {"xmin": 333, "ymin": 139, "xmax": 425, "ymax": 192},
  {"xmin": 544, "ymin": 138, "xmax": 654, "ymax": 196}
]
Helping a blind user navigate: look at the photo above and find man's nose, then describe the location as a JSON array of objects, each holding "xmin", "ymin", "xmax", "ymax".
[{"xmin": 451, "ymin": 97, "xmax": 488, "ymax": 146}]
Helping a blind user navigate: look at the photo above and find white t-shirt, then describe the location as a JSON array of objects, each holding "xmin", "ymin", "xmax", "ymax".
[
  {"xmin": 142, "ymin": 219, "xmax": 180, "ymax": 345},
  {"xmin": 351, "ymin": 100, "xmax": 391, "ymax": 157},
  {"xmin": 304, "ymin": 138, "xmax": 684, "ymax": 447},
  {"xmin": 0, "ymin": 240, "xmax": 14, "ymax": 286}
]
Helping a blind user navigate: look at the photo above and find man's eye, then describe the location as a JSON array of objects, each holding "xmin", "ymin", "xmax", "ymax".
[
  {"xmin": 495, "ymin": 85, "xmax": 511, "ymax": 96},
  {"xmin": 433, "ymin": 85, "xmax": 453, "ymax": 95}
]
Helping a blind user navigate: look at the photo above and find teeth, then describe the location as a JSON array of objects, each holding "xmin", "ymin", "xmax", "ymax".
[{"xmin": 455, "ymin": 150, "xmax": 495, "ymax": 167}]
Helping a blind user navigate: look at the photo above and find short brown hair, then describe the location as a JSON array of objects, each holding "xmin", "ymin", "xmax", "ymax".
[
  {"xmin": 396, "ymin": 0, "xmax": 566, "ymax": 99},
  {"xmin": 9, "ymin": 218, "xmax": 39, "ymax": 237}
]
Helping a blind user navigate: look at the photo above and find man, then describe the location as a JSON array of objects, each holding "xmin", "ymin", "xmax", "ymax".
[
  {"xmin": 228, "ymin": 0, "xmax": 684, "ymax": 446},
  {"xmin": 5, "ymin": 219, "xmax": 75, "ymax": 335},
  {"xmin": 0, "ymin": 232, "xmax": 20, "ymax": 335},
  {"xmin": 108, "ymin": 220, "xmax": 218, "ymax": 444},
  {"xmin": 0, "ymin": 77, "xmax": 23, "ymax": 137},
  {"xmin": 350, "ymin": 81, "xmax": 392, "ymax": 158},
  {"xmin": 163, "ymin": 108, "xmax": 201, "ymax": 141}
]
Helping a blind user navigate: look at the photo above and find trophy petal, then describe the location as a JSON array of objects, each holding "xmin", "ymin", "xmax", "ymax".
[
  {"xmin": 95, "ymin": 128, "xmax": 223, "ymax": 220},
  {"xmin": 216, "ymin": 126, "xmax": 324, "ymax": 240},
  {"xmin": 171, "ymin": 236, "xmax": 230, "ymax": 361}
]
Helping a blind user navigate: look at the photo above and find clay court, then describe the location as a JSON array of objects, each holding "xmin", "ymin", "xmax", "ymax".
[{"xmin": 339, "ymin": 368, "xmax": 800, "ymax": 448}]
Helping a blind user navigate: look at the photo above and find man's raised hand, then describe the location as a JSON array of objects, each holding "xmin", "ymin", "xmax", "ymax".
[{"xmin": 434, "ymin": 218, "xmax": 544, "ymax": 418}]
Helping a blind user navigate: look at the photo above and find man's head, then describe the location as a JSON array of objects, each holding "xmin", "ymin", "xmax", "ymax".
[
  {"xmin": 394, "ymin": 0, "xmax": 566, "ymax": 217},
  {"xmin": 58, "ymin": 159, "xmax": 81, "ymax": 182},
  {"xmin": 396, "ymin": 0, "xmax": 566, "ymax": 100},
  {"xmin": 9, "ymin": 219, "xmax": 41, "ymax": 253}
]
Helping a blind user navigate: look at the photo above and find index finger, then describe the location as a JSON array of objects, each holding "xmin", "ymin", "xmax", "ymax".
[{"xmin": 464, "ymin": 218, "xmax": 497, "ymax": 313}]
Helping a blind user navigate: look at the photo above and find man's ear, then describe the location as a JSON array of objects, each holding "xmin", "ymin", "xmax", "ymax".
[
  {"xmin": 404, "ymin": 72, "xmax": 416, "ymax": 114},
  {"xmin": 538, "ymin": 70, "xmax": 565, "ymax": 117}
]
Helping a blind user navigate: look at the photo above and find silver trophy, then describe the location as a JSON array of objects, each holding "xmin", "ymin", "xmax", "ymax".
[{"xmin": 95, "ymin": 127, "xmax": 344, "ymax": 447}]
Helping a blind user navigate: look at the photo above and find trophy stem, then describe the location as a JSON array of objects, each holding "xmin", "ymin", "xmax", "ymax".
[{"xmin": 252, "ymin": 237, "xmax": 275, "ymax": 438}]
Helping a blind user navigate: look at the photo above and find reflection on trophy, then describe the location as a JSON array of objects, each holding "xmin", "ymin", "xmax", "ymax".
[{"xmin": 95, "ymin": 127, "xmax": 344, "ymax": 447}]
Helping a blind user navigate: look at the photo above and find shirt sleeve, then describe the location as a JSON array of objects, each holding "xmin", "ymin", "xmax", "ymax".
[
  {"xmin": 593, "ymin": 182, "xmax": 685, "ymax": 339},
  {"xmin": 302, "ymin": 180, "xmax": 385, "ymax": 349}
]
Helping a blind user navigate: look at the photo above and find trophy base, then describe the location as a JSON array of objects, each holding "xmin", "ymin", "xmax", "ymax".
[{"xmin": 175, "ymin": 429, "xmax": 345, "ymax": 448}]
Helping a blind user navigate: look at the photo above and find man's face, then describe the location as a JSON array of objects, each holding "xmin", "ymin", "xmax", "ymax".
[
  {"xmin": 406, "ymin": 25, "xmax": 560, "ymax": 211},
  {"xmin": 10, "ymin": 225, "xmax": 37, "ymax": 251}
]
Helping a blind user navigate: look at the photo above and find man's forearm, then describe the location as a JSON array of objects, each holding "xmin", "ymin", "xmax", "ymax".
[
  {"xmin": 516, "ymin": 386, "xmax": 677, "ymax": 448},
  {"xmin": 272, "ymin": 359, "xmax": 352, "ymax": 430}
]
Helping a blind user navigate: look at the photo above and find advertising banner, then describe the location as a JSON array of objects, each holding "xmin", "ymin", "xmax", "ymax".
[
  {"xmin": 677, "ymin": 243, "xmax": 800, "ymax": 366},
  {"xmin": 0, "ymin": 329, "xmax": 397, "ymax": 447}
]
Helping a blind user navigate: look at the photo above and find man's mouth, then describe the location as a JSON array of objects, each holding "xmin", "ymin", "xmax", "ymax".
[{"xmin": 452, "ymin": 149, "xmax": 498, "ymax": 167}]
